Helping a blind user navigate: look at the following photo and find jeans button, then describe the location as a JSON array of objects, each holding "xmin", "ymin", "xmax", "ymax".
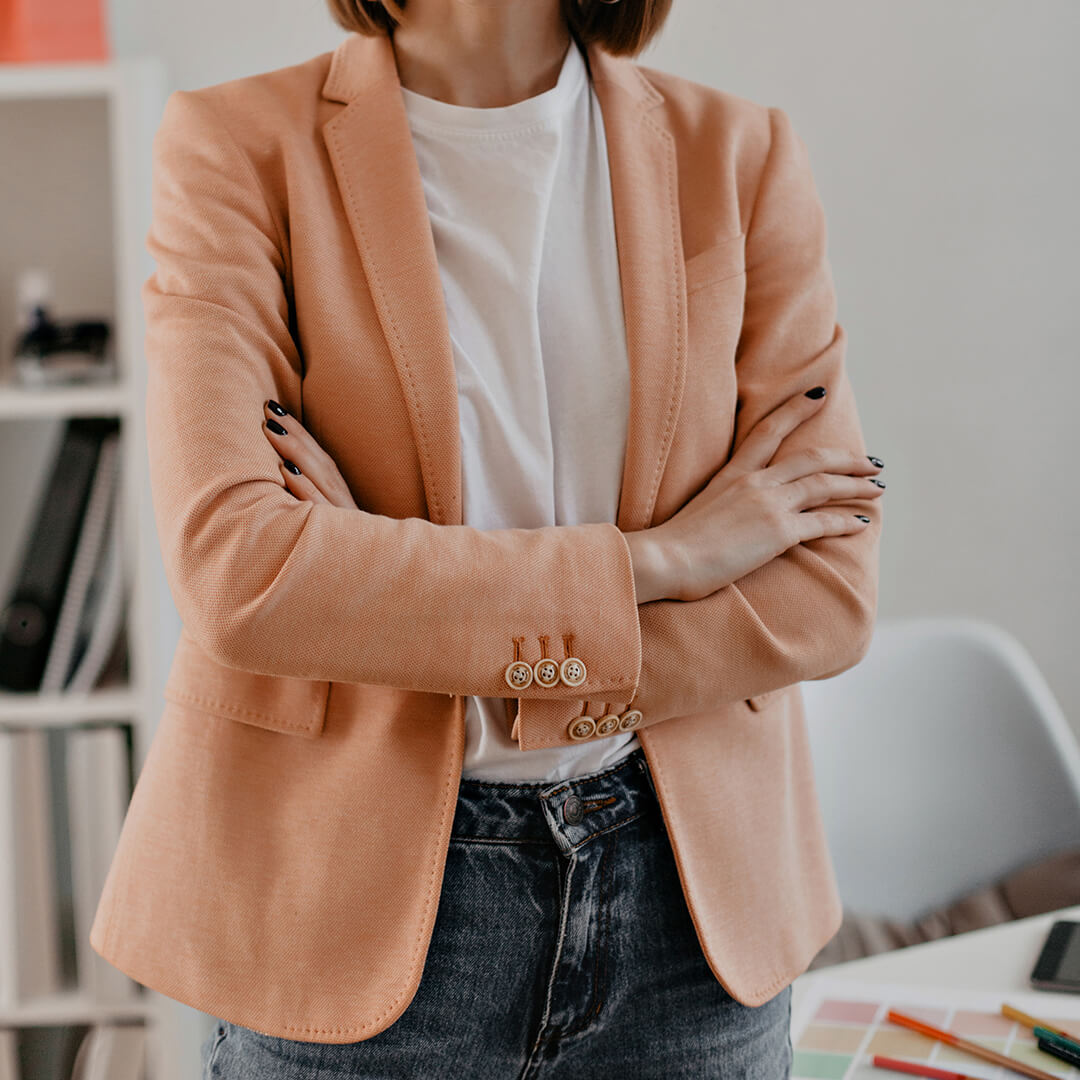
[{"xmin": 563, "ymin": 794, "xmax": 584, "ymax": 825}]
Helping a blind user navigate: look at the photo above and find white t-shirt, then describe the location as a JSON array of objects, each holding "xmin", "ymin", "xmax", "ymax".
[{"xmin": 400, "ymin": 37, "xmax": 642, "ymax": 782}]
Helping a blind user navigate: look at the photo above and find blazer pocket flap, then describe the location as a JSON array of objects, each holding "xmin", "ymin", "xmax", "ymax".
[
  {"xmin": 684, "ymin": 232, "xmax": 746, "ymax": 294},
  {"xmin": 163, "ymin": 626, "xmax": 331, "ymax": 738}
]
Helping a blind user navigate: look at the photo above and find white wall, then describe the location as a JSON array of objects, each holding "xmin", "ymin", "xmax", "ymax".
[{"xmin": 110, "ymin": 0, "xmax": 1080, "ymax": 731}]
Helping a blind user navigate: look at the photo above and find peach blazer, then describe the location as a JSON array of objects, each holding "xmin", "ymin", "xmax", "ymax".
[{"xmin": 90, "ymin": 29, "xmax": 881, "ymax": 1043}]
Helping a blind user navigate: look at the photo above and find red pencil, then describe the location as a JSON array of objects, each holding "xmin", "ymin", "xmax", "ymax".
[{"xmin": 871, "ymin": 1054, "xmax": 979, "ymax": 1079}]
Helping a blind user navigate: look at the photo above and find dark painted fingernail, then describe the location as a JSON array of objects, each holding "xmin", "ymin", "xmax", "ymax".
[
  {"xmin": 867, "ymin": 456, "xmax": 884, "ymax": 467},
  {"xmin": 266, "ymin": 418, "xmax": 288, "ymax": 436},
  {"xmin": 267, "ymin": 399, "xmax": 288, "ymax": 417},
  {"xmin": 869, "ymin": 478, "xmax": 886, "ymax": 488},
  {"xmin": 282, "ymin": 459, "xmax": 301, "ymax": 475},
  {"xmin": 804, "ymin": 386, "xmax": 826, "ymax": 398},
  {"xmin": 854, "ymin": 514, "xmax": 871, "ymax": 522}
]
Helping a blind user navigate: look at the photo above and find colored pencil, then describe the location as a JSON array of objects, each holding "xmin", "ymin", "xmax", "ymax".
[
  {"xmin": 1002, "ymin": 1003, "xmax": 1080, "ymax": 1046},
  {"xmin": 885, "ymin": 1009, "xmax": 1060, "ymax": 1080},
  {"xmin": 870, "ymin": 1054, "xmax": 979, "ymax": 1078},
  {"xmin": 1034, "ymin": 1026, "xmax": 1080, "ymax": 1056},
  {"xmin": 1037, "ymin": 1036, "xmax": 1080, "ymax": 1069}
]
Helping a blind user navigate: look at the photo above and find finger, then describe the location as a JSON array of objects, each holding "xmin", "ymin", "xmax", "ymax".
[
  {"xmin": 262, "ymin": 404, "xmax": 341, "ymax": 503},
  {"xmin": 791, "ymin": 508, "xmax": 874, "ymax": 543},
  {"xmin": 767, "ymin": 446, "xmax": 883, "ymax": 486},
  {"xmin": 782, "ymin": 471, "xmax": 886, "ymax": 512},
  {"xmin": 729, "ymin": 385, "xmax": 830, "ymax": 472},
  {"xmin": 279, "ymin": 459, "xmax": 331, "ymax": 504},
  {"xmin": 262, "ymin": 401, "xmax": 342, "ymax": 473}
]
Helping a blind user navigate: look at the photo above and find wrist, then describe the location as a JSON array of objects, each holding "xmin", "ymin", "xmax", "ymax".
[{"xmin": 624, "ymin": 528, "xmax": 676, "ymax": 604}]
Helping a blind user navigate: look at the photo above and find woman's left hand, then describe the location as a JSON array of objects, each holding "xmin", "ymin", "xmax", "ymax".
[{"xmin": 261, "ymin": 399, "xmax": 359, "ymax": 509}]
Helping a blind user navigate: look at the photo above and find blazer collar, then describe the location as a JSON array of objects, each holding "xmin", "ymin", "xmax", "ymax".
[
  {"xmin": 320, "ymin": 30, "xmax": 687, "ymax": 534},
  {"xmin": 321, "ymin": 25, "xmax": 662, "ymax": 109}
]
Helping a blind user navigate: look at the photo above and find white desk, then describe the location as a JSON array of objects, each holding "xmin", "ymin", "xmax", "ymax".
[{"xmin": 791, "ymin": 902, "xmax": 1080, "ymax": 1030}]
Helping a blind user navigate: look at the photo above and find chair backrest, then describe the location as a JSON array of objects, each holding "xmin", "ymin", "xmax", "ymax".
[{"xmin": 801, "ymin": 616, "xmax": 1080, "ymax": 921}]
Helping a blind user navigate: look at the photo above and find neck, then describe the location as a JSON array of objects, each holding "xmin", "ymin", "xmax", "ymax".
[{"xmin": 389, "ymin": 0, "xmax": 572, "ymax": 107}]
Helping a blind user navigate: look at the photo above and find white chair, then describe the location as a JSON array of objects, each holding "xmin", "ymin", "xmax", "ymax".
[{"xmin": 801, "ymin": 616, "xmax": 1080, "ymax": 921}]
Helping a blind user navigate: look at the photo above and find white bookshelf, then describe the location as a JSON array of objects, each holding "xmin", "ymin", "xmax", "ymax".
[{"xmin": 0, "ymin": 56, "xmax": 195, "ymax": 1080}]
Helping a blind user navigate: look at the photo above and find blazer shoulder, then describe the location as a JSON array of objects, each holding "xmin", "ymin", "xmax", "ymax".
[
  {"xmin": 155, "ymin": 48, "xmax": 337, "ymax": 226},
  {"xmin": 163, "ymin": 48, "xmax": 335, "ymax": 152},
  {"xmin": 631, "ymin": 63, "xmax": 788, "ymax": 235},
  {"xmin": 635, "ymin": 63, "xmax": 774, "ymax": 140}
]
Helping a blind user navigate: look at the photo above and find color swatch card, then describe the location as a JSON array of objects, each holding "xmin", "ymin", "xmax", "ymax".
[{"xmin": 791, "ymin": 976, "xmax": 1080, "ymax": 1079}]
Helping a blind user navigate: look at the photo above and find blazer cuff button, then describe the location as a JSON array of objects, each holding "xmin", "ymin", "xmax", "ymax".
[
  {"xmin": 595, "ymin": 712, "xmax": 621, "ymax": 736},
  {"xmin": 504, "ymin": 660, "xmax": 534, "ymax": 690},
  {"xmin": 533, "ymin": 658, "xmax": 561, "ymax": 687},
  {"xmin": 567, "ymin": 715, "xmax": 597, "ymax": 740},
  {"xmin": 559, "ymin": 656, "xmax": 587, "ymax": 688}
]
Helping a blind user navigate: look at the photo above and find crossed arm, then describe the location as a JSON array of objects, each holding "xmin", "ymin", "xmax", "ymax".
[
  {"xmin": 147, "ymin": 88, "xmax": 879, "ymax": 738},
  {"xmin": 145, "ymin": 87, "xmax": 644, "ymax": 703}
]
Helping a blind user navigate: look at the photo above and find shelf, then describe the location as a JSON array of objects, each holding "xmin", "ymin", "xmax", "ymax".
[
  {"xmin": 0, "ymin": 59, "xmax": 151, "ymax": 102},
  {"xmin": 0, "ymin": 685, "xmax": 143, "ymax": 725},
  {"xmin": 0, "ymin": 49, "xmax": 178, "ymax": 1080},
  {"xmin": 0, "ymin": 985, "xmax": 152, "ymax": 1027},
  {"xmin": 0, "ymin": 380, "xmax": 133, "ymax": 419}
]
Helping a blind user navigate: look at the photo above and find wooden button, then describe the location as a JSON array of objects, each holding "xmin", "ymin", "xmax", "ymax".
[
  {"xmin": 567, "ymin": 715, "xmax": 597, "ymax": 740},
  {"xmin": 559, "ymin": 656, "xmax": 587, "ymax": 688},
  {"xmin": 618, "ymin": 708, "xmax": 642, "ymax": 730},
  {"xmin": 504, "ymin": 660, "xmax": 534, "ymax": 690},
  {"xmin": 595, "ymin": 713, "xmax": 621, "ymax": 736},
  {"xmin": 533, "ymin": 658, "xmax": 561, "ymax": 687}
]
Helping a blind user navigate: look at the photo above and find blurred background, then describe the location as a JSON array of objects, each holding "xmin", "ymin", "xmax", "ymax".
[{"xmin": 0, "ymin": 1, "xmax": 1076, "ymax": 1078}]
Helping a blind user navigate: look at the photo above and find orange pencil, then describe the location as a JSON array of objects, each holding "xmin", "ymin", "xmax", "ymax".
[
  {"xmin": 1001, "ymin": 1002, "xmax": 1080, "ymax": 1045},
  {"xmin": 886, "ymin": 1009, "xmax": 1060, "ymax": 1080}
]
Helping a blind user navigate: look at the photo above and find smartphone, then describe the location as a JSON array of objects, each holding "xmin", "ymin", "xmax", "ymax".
[{"xmin": 1031, "ymin": 920, "xmax": 1080, "ymax": 993}]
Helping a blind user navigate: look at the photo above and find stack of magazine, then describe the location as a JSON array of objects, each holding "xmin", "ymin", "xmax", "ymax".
[{"xmin": 0, "ymin": 417, "xmax": 146, "ymax": 1077}]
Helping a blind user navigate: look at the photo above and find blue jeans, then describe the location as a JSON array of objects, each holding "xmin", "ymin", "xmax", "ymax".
[{"xmin": 202, "ymin": 746, "xmax": 792, "ymax": 1078}]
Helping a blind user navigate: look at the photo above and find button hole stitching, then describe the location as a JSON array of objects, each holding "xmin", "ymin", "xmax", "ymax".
[{"xmin": 582, "ymin": 796, "xmax": 617, "ymax": 813}]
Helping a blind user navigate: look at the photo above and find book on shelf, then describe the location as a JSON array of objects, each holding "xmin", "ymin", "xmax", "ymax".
[
  {"xmin": 0, "ymin": 1023, "xmax": 88, "ymax": 1080},
  {"xmin": 39, "ymin": 427, "xmax": 120, "ymax": 694},
  {"xmin": 70, "ymin": 1022, "xmax": 147, "ymax": 1080},
  {"xmin": 0, "ymin": 727, "xmax": 58, "ymax": 1004},
  {"xmin": 0, "ymin": 1020, "xmax": 146, "ymax": 1080},
  {"xmin": 0, "ymin": 416, "xmax": 128, "ymax": 694},
  {"xmin": 0, "ymin": 724, "xmax": 136, "ymax": 1011},
  {"xmin": 65, "ymin": 725, "xmax": 134, "ymax": 1001}
]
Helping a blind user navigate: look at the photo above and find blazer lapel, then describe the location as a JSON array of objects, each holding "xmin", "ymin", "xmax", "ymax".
[
  {"xmin": 320, "ymin": 31, "xmax": 687, "ymax": 535},
  {"xmin": 584, "ymin": 40, "xmax": 688, "ymax": 534},
  {"xmin": 321, "ymin": 31, "xmax": 462, "ymax": 527}
]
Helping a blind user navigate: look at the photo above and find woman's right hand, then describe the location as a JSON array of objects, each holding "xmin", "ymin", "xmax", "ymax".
[{"xmin": 627, "ymin": 386, "xmax": 885, "ymax": 604}]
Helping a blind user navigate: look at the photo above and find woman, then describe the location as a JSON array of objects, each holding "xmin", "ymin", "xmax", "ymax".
[{"xmin": 90, "ymin": 0, "xmax": 884, "ymax": 1075}]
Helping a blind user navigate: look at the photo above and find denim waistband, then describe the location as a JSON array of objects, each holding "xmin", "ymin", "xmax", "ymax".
[{"xmin": 451, "ymin": 746, "xmax": 659, "ymax": 856}]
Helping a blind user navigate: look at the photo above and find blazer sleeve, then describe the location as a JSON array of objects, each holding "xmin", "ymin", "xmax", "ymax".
[
  {"xmin": 512, "ymin": 105, "xmax": 881, "ymax": 750},
  {"xmin": 143, "ymin": 88, "xmax": 642, "ymax": 701}
]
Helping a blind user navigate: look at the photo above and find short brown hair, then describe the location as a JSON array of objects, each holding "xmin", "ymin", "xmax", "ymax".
[{"xmin": 324, "ymin": 0, "xmax": 673, "ymax": 58}]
